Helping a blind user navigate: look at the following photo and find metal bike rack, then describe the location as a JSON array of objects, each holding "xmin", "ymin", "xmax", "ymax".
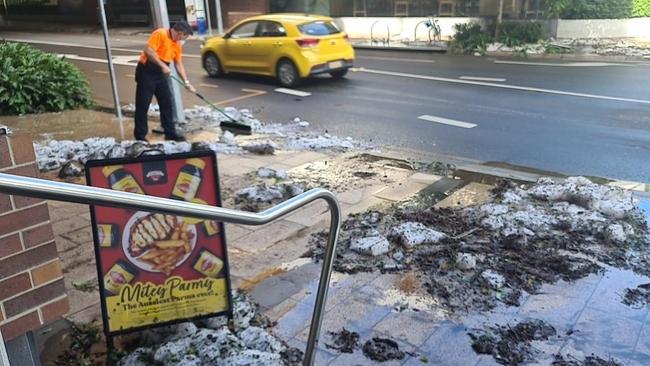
[
  {"xmin": 0, "ymin": 172, "xmax": 341, "ymax": 366},
  {"xmin": 414, "ymin": 20, "xmax": 428, "ymax": 42},
  {"xmin": 370, "ymin": 20, "xmax": 390, "ymax": 46}
]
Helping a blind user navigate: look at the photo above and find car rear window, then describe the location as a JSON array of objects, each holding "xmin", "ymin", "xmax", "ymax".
[{"xmin": 298, "ymin": 21, "xmax": 340, "ymax": 36}]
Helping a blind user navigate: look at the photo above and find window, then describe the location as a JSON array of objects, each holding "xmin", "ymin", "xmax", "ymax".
[
  {"xmin": 439, "ymin": 1, "xmax": 454, "ymax": 16},
  {"xmin": 298, "ymin": 21, "xmax": 341, "ymax": 36},
  {"xmin": 257, "ymin": 21, "xmax": 287, "ymax": 37},
  {"xmin": 229, "ymin": 21, "xmax": 258, "ymax": 39}
]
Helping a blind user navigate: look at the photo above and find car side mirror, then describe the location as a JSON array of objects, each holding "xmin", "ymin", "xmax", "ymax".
[{"xmin": 223, "ymin": 33, "xmax": 231, "ymax": 39}]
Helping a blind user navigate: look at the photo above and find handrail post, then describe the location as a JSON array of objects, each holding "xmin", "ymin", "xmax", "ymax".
[
  {"xmin": 0, "ymin": 173, "xmax": 341, "ymax": 366},
  {"xmin": 303, "ymin": 195, "xmax": 340, "ymax": 365}
]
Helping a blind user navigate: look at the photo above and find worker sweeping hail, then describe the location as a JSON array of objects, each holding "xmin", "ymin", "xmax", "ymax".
[{"xmin": 134, "ymin": 20, "xmax": 195, "ymax": 143}]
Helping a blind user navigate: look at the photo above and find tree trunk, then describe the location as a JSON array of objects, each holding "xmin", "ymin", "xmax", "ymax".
[{"xmin": 495, "ymin": 0, "xmax": 504, "ymax": 39}]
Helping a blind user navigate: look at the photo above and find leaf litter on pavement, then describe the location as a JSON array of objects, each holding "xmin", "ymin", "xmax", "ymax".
[
  {"xmin": 23, "ymin": 107, "xmax": 650, "ymax": 364},
  {"xmin": 310, "ymin": 176, "xmax": 649, "ymax": 364}
]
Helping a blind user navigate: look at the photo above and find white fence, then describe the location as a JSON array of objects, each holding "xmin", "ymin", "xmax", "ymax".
[
  {"xmin": 333, "ymin": 16, "xmax": 650, "ymax": 42},
  {"xmin": 334, "ymin": 17, "xmax": 485, "ymax": 41},
  {"xmin": 555, "ymin": 17, "xmax": 650, "ymax": 40}
]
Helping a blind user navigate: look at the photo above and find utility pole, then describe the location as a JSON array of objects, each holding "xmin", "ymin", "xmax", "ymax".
[
  {"xmin": 149, "ymin": 0, "xmax": 185, "ymax": 125},
  {"xmin": 495, "ymin": 0, "xmax": 504, "ymax": 39},
  {"xmin": 97, "ymin": 0, "xmax": 124, "ymax": 139},
  {"xmin": 215, "ymin": 0, "xmax": 223, "ymax": 34},
  {"xmin": 204, "ymin": 0, "xmax": 212, "ymax": 36}
]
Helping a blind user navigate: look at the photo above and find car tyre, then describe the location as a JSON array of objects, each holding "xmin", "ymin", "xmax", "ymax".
[
  {"xmin": 329, "ymin": 69, "xmax": 348, "ymax": 79},
  {"xmin": 276, "ymin": 59, "xmax": 300, "ymax": 88},
  {"xmin": 203, "ymin": 52, "xmax": 223, "ymax": 77}
]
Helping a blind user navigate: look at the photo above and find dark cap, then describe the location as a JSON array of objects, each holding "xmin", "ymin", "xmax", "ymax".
[{"xmin": 173, "ymin": 20, "xmax": 194, "ymax": 36}]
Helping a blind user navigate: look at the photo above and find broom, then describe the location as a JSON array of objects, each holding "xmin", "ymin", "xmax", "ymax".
[{"xmin": 154, "ymin": 75, "xmax": 252, "ymax": 135}]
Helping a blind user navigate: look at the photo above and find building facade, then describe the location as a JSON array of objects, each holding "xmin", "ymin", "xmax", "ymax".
[{"xmin": 1, "ymin": 0, "xmax": 546, "ymax": 27}]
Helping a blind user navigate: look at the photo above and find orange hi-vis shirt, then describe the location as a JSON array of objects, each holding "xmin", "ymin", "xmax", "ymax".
[{"xmin": 138, "ymin": 28, "xmax": 182, "ymax": 65}]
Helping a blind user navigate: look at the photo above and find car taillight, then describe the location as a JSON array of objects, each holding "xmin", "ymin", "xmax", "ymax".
[{"xmin": 296, "ymin": 38, "xmax": 319, "ymax": 47}]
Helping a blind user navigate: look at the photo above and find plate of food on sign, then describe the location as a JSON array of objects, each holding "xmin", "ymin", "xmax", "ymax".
[{"xmin": 122, "ymin": 211, "xmax": 196, "ymax": 275}]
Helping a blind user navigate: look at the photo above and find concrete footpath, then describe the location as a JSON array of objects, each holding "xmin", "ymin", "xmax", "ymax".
[{"xmin": 36, "ymin": 136, "xmax": 650, "ymax": 365}]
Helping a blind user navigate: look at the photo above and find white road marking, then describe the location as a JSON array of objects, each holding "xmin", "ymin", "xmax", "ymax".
[
  {"xmin": 459, "ymin": 76, "xmax": 506, "ymax": 82},
  {"xmin": 57, "ymin": 53, "xmax": 136, "ymax": 66},
  {"xmin": 274, "ymin": 88, "xmax": 311, "ymax": 97},
  {"xmin": 494, "ymin": 60, "xmax": 626, "ymax": 67},
  {"xmin": 6, "ymin": 38, "xmax": 200, "ymax": 58},
  {"xmin": 359, "ymin": 68, "xmax": 650, "ymax": 105},
  {"xmin": 418, "ymin": 115, "xmax": 477, "ymax": 129},
  {"xmin": 111, "ymin": 55, "xmax": 140, "ymax": 64},
  {"xmin": 358, "ymin": 56, "xmax": 435, "ymax": 63},
  {"xmin": 94, "ymin": 70, "xmax": 109, "ymax": 74},
  {"xmin": 199, "ymin": 83, "xmax": 219, "ymax": 89}
]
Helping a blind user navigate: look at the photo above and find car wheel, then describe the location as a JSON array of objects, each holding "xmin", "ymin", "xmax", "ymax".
[
  {"xmin": 329, "ymin": 69, "xmax": 348, "ymax": 79},
  {"xmin": 276, "ymin": 59, "xmax": 300, "ymax": 88},
  {"xmin": 203, "ymin": 52, "xmax": 223, "ymax": 77}
]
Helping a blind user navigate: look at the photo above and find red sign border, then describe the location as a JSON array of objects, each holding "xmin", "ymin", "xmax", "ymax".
[{"xmin": 85, "ymin": 150, "xmax": 234, "ymax": 337}]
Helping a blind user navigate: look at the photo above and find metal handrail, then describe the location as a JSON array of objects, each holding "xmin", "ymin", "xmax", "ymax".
[
  {"xmin": 0, "ymin": 172, "xmax": 341, "ymax": 366},
  {"xmin": 370, "ymin": 20, "xmax": 390, "ymax": 46}
]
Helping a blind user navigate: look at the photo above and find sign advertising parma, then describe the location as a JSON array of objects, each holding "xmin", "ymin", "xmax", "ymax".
[{"xmin": 86, "ymin": 151, "xmax": 232, "ymax": 335}]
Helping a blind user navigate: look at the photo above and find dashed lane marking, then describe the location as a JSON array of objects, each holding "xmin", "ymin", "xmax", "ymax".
[
  {"xmin": 418, "ymin": 115, "xmax": 477, "ymax": 129},
  {"xmin": 357, "ymin": 56, "xmax": 435, "ymax": 63},
  {"xmin": 459, "ymin": 76, "xmax": 506, "ymax": 82},
  {"xmin": 359, "ymin": 68, "xmax": 650, "ymax": 105},
  {"xmin": 274, "ymin": 88, "xmax": 311, "ymax": 97},
  {"xmin": 494, "ymin": 60, "xmax": 626, "ymax": 67}
]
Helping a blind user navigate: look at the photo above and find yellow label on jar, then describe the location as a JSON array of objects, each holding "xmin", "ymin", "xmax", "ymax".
[
  {"xmin": 172, "ymin": 172, "xmax": 201, "ymax": 201},
  {"xmin": 104, "ymin": 262, "xmax": 136, "ymax": 295},
  {"xmin": 97, "ymin": 224, "xmax": 115, "ymax": 248},
  {"xmin": 112, "ymin": 176, "xmax": 144, "ymax": 194},
  {"xmin": 192, "ymin": 250, "xmax": 224, "ymax": 278},
  {"xmin": 204, "ymin": 220, "xmax": 220, "ymax": 236}
]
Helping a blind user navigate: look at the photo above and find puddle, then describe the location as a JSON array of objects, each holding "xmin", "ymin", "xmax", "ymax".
[{"xmin": 638, "ymin": 197, "xmax": 650, "ymax": 225}]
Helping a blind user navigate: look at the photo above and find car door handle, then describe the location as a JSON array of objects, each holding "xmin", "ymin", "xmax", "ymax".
[
  {"xmin": 245, "ymin": 41, "xmax": 252, "ymax": 46},
  {"xmin": 274, "ymin": 42, "xmax": 283, "ymax": 47}
]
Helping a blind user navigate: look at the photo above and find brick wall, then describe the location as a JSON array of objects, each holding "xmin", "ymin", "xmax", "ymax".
[
  {"xmin": 222, "ymin": 0, "xmax": 268, "ymax": 27},
  {"xmin": 0, "ymin": 132, "xmax": 69, "ymax": 341}
]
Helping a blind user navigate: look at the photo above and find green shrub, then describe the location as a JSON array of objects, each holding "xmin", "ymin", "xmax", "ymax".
[
  {"xmin": 633, "ymin": 0, "xmax": 650, "ymax": 16},
  {"xmin": 561, "ymin": 0, "xmax": 633, "ymax": 19},
  {"xmin": 498, "ymin": 21, "xmax": 543, "ymax": 47},
  {"xmin": 450, "ymin": 23, "xmax": 492, "ymax": 55},
  {"xmin": 0, "ymin": 41, "xmax": 93, "ymax": 115}
]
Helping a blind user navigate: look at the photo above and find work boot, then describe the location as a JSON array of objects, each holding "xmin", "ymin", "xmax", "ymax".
[{"xmin": 165, "ymin": 135, "xmax": 187, "ymax": 142}]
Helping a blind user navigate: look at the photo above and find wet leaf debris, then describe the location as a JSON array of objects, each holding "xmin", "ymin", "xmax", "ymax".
[
  {"xmin": 310, "ymin": 177, "xmax": 650, "ymax": 312},
  {"xmin": 622, "ymin": 283, "xmax": 650, "ymax": 309},
  {"xmin": 469, "ymin": 319, "xmax": 557, "ymax": 365}
]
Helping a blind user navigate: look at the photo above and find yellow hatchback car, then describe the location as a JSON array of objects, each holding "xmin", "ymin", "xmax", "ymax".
[{"xmin": 201, "ymin": 13, "xmax": 355, "ymax": 87}]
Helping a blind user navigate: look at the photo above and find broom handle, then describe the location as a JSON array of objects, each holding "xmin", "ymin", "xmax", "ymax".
[{"xmin": 169, "ymin": 74, "xmax": 239, "ymax": 124}]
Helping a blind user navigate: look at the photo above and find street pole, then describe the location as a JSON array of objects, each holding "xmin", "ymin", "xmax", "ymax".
[
  {"xmin": 215, "ymin": 0, "xmax": 223, "ymax": 34},
  {"xmin": 495, "ymin": 0, "xmax": 504, "ymax": 39},
  {"xmin": 204, "ymin": 0, "xmax": 212, "ymax": 36},
  {"xmin": 149, "ymin": 0, "xmax": 185, "ymax": 125},
  {"xmin": 97, "ymin": 0, "xmax": 124, "ymax": 139}
]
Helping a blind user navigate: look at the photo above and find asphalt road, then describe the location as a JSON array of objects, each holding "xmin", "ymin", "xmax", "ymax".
[{"xmin": 4, "ymin": 31, "xmax": 650, "ymax": 183}]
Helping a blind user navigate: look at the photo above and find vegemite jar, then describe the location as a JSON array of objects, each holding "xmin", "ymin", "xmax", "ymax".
[
  {"xmin": 203, "ymin": 220, "xmax": 221, "ymax": 236},
  {"xmin": 192, "ymin": 249, "xmax": 224, "ymax": 278},
  {"xmin": 102, "ymin": 165, "xmax": 144, "ymax": 194},
  {"xmin": 104, "ymin": 260, "xmax": 137, "ymax": 296},
  {"xmin": 171, "ymin": 158, "xmax": 206, "ymax": 201},
  {"xmin": 97, "ymin": 224, "xmax": 119, "ymax": 248}
]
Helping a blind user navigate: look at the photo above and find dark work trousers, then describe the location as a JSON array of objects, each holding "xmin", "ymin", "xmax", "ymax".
[{"xmin": 134, "ymin": 62, "xmax": 177, "ymax": 140}]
